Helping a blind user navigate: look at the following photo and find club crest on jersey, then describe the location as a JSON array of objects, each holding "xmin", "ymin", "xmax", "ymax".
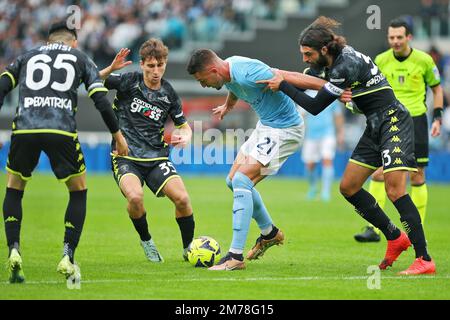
[
  {"xmin": 158, "ymin": 96, "xmax": 170, "ymax": 103},
  {"xmin": 130, "ymin": 97, "xmax": 163, "ymax": 121},
  {"xmin": 398, "ymin": 75, "xmax": 405, "ymax": 84}
]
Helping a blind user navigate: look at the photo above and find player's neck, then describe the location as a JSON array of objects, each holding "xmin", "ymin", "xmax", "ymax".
[
  {"xmin": 143, "ymin": 77, "xmax": 161, "ymax": 90},
  {"xmin": 222, "ymin": 61, "xmax": 231, "ymax": 83},
  {"xmin": 394, "ymin": 46, "xmax": 412, "ymax": 58},
  {"xmin": 326, "ymin": 55, "xmax": 334, "ymax": 68}
]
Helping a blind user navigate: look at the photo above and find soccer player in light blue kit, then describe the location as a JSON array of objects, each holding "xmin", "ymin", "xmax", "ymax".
[
  {"xmin": 301, "ymin": 89, "xmax": 344, "ymax": 202},
  {"xmin": 187, "ymin": 49, "xmax": 330, "ymax": 270}
]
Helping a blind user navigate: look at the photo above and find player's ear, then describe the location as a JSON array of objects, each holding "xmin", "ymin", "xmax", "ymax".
[
  {"xmin": 321, "ymin": 46, "xmax": 328, "ymax": 56},
  {"xmin": 71, "ymin": 39, "xmax": 78, "ymax": 49},
  {"xmin": 208, "ymin": 66, "xmax": 217, "ymax": 73}
]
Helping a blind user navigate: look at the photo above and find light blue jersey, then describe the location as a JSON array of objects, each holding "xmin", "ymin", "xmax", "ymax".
[
  {"xmin": 302, "ymin": 90, "xmax": 342, "ymax": 140},
  {"xmin": 225, "ymin": 56, "xmax": 302, "ymax": 128}
]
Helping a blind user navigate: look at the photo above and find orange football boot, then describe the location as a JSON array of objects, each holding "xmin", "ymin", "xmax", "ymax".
[{"xmin": 379, "ymin": 231, "xmax": 411, "ymax": 270}]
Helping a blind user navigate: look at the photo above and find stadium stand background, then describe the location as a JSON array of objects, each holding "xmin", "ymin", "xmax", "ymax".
[{"xmin": 1, "ymin": 0, "xmax": 450, "ymax": 181}]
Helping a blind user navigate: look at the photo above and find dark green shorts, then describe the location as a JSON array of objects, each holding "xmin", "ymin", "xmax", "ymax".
[
  {"xmin": 350, "ymin": 102, "xmax": 417, "ymax": 173},
  {"xmin": 412, "ymin": 113, "xmax": 429, "ymax": 167},
  {"xmin": 111, "ymin": 156, "xmax": 180, "ymax": 197},
  {"xmin": 7, "ymin": 133, "xmax": 85, "ymax": 181}
]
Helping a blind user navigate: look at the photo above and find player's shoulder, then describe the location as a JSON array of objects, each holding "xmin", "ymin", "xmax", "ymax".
[
  {"xmin": 160, "ymin": 78, "xmax": 180, "ymax": 99},
  {"xmin": 160, "ymin": 78, "xmax": 177, "ymax": 94},
  {"xmin": 332, "ymin": 46, "xmax": 359, "ymax": 72},
  {"xmin": 111, "ymin": 71, "xmax": 141, "ymax": 88},
  {"xmin": 70, "ymin": 47, "xmax": 92, "ymax": 60},
  {"xmin": 227, "ymin": 55, "xmax": 252, "ymax": 63},
  {"xmin": 228, "ymin": 55, "xmax": 270, "ymax": 81},
  {"xmin": 228, "ymin": 55, "xmax": 268, "ymax": 69},
  {"xmin": 13, "ymin": 46, "xmax": 44, "ymax": 63},
  {"xmin": 329, "ymin": 54, "xmax": 350, "ymax": 79},
  {"xmin": 118, "ymin": 71, "xmax": 141, "ymax": 82}
]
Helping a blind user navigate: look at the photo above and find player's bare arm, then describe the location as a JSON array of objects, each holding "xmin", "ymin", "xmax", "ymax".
[
  {"xmin": 256, "ymin": 69, "xmax": 352, "ymax": 103},
  {"xmin": 256, "ymin": 69, "xmax": 324, "ymax": 91},
  {"xmin": 99, "ymin": 48, "xmax": 132, "ymax": 79},
  {"xmin": 212, "ymin": 91, "xmax": 238, "ymax": 120},
  {"xmin": 431, "ymin": 84, "xmax": 444, "ymax": 137}
]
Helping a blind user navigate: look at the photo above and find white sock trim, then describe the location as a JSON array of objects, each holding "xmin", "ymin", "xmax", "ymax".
[
  {"xmin": 261, "ymin": 225, "xmax": 273, "ymax": 236},
  {"xmin": 229, "ymin": 248, "xmax": 243, "ymax": 255}
]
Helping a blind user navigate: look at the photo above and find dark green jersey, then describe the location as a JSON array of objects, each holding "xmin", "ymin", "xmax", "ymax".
[
  {"xmin": 323, "ymin": 46, "xmax": 397, "ymax": 115},
  {"xmin": 104, "ymin": 72, "xmax": 187, "ymax": 160},
  {"xmin": 2, "ymin": 42, "xmax": 107, "ymax": 135}
]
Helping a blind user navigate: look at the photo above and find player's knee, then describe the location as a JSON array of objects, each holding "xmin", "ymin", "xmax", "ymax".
[
  {"xmin": 339, "ymin": 179, "xmax": 356, "ymax": 197},
  {"xmin": 385, "ymin": 185, "xmax": 404, "ymax": 202},
  {"xmin": 128, "ymin": 191, "xmax": 144, "ymax": 209},
  {"xmin": 173, "ymin": 193, "xmax": 191, "ymax": 211},
  {"xmin": 231, "ymin": 172, "xmax": 254, "ymax": 190}
]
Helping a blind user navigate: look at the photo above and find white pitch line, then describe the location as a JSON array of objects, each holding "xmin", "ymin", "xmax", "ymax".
[{"xmin": 1, "ymin": 275, "xmax": 449, "ymax": 286}]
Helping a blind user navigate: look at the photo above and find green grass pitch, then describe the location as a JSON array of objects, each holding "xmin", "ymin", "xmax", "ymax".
[{"xmin": 0, "ymin": 174, "xmax": 449, "ymax": 299}]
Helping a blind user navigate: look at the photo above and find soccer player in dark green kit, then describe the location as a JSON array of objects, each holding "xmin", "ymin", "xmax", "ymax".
[
  {"xmin": 99, "ymin": 39, "xmax": 195, "ymax": 262},
  {"xmin": 0, "ymin": 21, "xmax": 128, "ymax": 283},
  {"xmin": 354, "ymin": 18, "xmax": 444, "ymax": 242},
  {"xmin": 259, "ymin": 16, "xmax": 436, "ymax": 275}
]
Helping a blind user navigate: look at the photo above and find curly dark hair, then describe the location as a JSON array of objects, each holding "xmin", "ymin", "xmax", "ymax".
[{"xmin": 299, "ymin": 16, "xmax": 347, "ymax": 58}]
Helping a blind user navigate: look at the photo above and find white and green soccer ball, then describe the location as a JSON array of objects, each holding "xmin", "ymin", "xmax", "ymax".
[{"xmin": 187, "ymin": 236, "xmax": 221, "ymax": 267}]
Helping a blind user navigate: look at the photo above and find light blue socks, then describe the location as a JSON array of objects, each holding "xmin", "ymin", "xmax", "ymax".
[
  {"xmin": 226, "ymin": 176, "xmax": 273, "ymax": 231},
  {"xmin": 230, "ymin": 172, "xmax": 254, "ymax": 251}
]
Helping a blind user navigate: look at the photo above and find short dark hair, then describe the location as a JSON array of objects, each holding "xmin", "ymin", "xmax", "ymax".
[
  {"xmin": 139, "ymin": 38, "xmax": 169, "ymax": 62},
  {"xmin": 389, "ymin": 18, "xmax": 413, "ymax": 35},
  {"xmin": 48, "ymin": 20, "xmax": 77, "ymax": 40},
  {"xmin": 298, "ymin": 16, "xmax": 346, "ymax": 58},
  {"xmin": 187, "ymin": 49, "xmax": 217, "ymax": 74}
]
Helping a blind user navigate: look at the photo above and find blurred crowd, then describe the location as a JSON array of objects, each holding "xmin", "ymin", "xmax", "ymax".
[
  {"xmin": 0, "ymin": 0, "xmax": 281, "ymax": 70},
  {"xmin": 419, "ymin": 0, "xmax": 450, "ymax": 37}
]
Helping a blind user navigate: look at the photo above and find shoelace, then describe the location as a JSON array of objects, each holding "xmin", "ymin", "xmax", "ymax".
[{"xmin": 144, "ymin": 243, "xmax": 161, "ymax": 257}]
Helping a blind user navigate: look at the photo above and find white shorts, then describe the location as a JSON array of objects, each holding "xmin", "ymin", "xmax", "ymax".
[
  {"xmin": 240, "ymin": 121, "xmax": 304, "ymax": 175},
  {"xmin": 301, "ymin": 136, "xmax": 336, "ymax": 163}
]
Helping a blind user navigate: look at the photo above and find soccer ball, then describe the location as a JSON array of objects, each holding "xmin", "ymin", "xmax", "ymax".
[{"xmin": 187, "ymin": 236, "xmax": 221, "ymax": 267}]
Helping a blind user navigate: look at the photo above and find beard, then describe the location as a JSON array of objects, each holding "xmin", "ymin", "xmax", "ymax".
[{"xmin": 310, "ymin": 53, "xmax": 328, "ymax": 69}]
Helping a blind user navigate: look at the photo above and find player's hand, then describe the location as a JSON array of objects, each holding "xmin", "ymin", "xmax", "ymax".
[
  {"xmin": 171, "ymin": 125, "xmax": 192, "ymax": 148},
  {"xmin": 255, "ymin": 69, "xmax": 284, "ymax": 91},
  {"xmin": 113, "ymin": 131, "xmax": 129, "ymax": 156},
  {"xmin": 110, "ymin": 48, "xmax": 132, "ymax": 72},
  {"xmin": 339, "ymin": 88, "xmax": 352, "ymax": 103},
  {"xmin": 431, "ymin": 119, "xmax": 441, "ymax": 137},
  {"xmin": 212, "ymin": 104, "xmax": 231, "ymax": 120},
  {"xmin": 171, "ymin": 133, "xmax": 190, "ymax": 148}
]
